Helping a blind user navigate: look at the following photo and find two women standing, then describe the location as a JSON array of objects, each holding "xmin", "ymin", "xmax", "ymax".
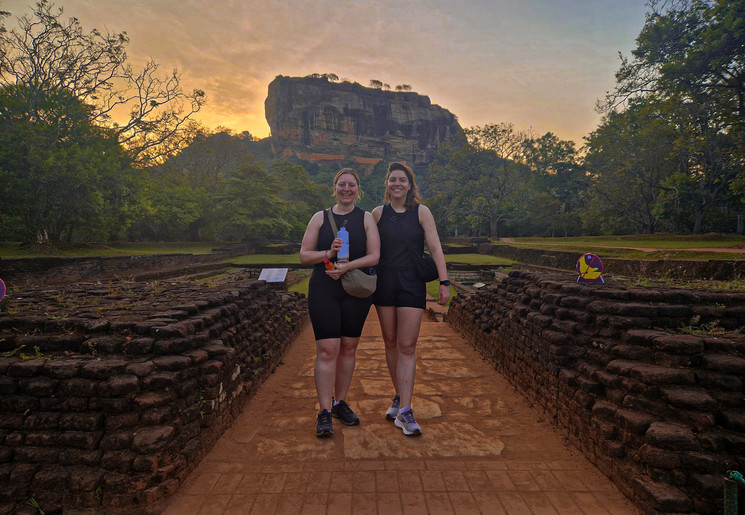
[{"xmin": 300, "ymin": 162, "xmax": 449, "ymax": 438}]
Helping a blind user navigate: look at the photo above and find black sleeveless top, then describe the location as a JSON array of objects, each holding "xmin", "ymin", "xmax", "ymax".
[
  {"xmin": 313, "ymin": 206, "xmax": 367, "ymax": 274},
  {"xmin": 376, "ymin": 203, "xmax": 423, "ymax": 270}
]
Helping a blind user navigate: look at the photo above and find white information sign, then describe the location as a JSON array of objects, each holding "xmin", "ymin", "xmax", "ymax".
[{"xmin": 258, "ymin": 268, "xmax": 288, "ymax": 283}]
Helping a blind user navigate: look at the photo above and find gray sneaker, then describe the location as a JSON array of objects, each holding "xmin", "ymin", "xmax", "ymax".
[
  {"xmin": 394, "ymin": 407, "xmax": 422, "ymax": 436},
  {"xmin": 385, "ymin": 394, "xmax": 400, "ymax": 420}
]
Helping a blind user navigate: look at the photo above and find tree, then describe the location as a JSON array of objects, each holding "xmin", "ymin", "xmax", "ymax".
[
  {"xmin": 429, "ymin": 124, "xmax": 529, "ymax": 238},
  {"xmin": 0, "ymin": 0, "xmax": 205, "ymax": 167},
  {"xmin": 270, "ymin": 161, "xmax": 330, "ymax": 239},
  {"xmin": 212, "ymin": 160, "xmax": 289, "ymax": 242},
  {"xmin": 0, "ymin": 84, "xmax": 137, "ymax": 243},
  {"xmin": 520, "ymin": 133, "xmax": 587, "ymax": 236},
  {"xmin": 585, "ymin": 98, "xmax": 679, "ymax": 234},
  {"xmin": 463, "ymin": 123, "xmax": 530, "ymax": 238},
  {"xmin": 603, "ymin": 0, "xmax": 745, "ymax": 141},
  {"xmin": 599, "ymin": 0, "xmax": 745, "ymax": 233},
  {"xmin": 369, "ymin": 79, "xmax": 383, "ymax": 89}
]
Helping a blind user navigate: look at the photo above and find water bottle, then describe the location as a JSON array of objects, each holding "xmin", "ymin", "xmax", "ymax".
[{"xmin": 337, "ymin": 227, "xmax": 349, "ymax": 262}]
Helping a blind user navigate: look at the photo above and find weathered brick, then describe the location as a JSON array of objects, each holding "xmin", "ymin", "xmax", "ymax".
[
  {"xmin": 660, "ymin": 387, "xmax": 717, "ymax": 411},
  {"xmin": 125, "ymin": 361, "xmax": 154, "ymax": 377},
  {"xmin": 653, "ymin": 334, "xmax": 705, "ymax": 354},
  {"xmin": 57, "ymin": 449, "xmax": 102, "ymax": 466},
  {"xmin": 80, "ymin": 360, "xmax": 128, "ymax": 380},
  {"xmin": 123, "ymin": 338, "xmax": 155, "ymax": 354},
  {"xmin": 105, "ymin": 412, "xmax": 140, "ymax": 431},
  {"xmin": 60, "ymin": 413, "xmax": 103, "ymax": 432},
  {"xmin": 152, "ymin": 355, "xmax": 192, "ymax": 371},
  {"xmin": 152, "ymin": 338, "xmax": 193, "ymax": 355},
  {"xmin": 141, "ymin": 406, "xmax": 174, "ymax": 426},
  {"xmin": 635, "ymin": 443, "xmax": 681, "ymax": 469},
  {"xmin": 182, "ymin": 349, "xmax": 209, "ymax": 365},
  {"xmin": 43, "ymin": 359, "xmax": 85, "ymax": 378},
  {"xmin": 616, "ymin": 409, "xmax": 654, "ymax": 434},
  {"xmin": 703, "ymin": 354, "xmax": 745, "ymax": 373},
  {"xmin": 7, "ymin": 359, "xmax": 46, "ymax": 377},
  {"xmin": 22, "ymin": 413, "xmax": 61, "ymax": 431},
  {"xmin": 57, "ymin": 431, "xmax": 102, "ymax": 450},
  {"xmin": 720, "ymin": 410, "xmax": 745, "ymax": 432},
  {"xmin": 134, "ymin": 391, "xmax": 176, "ymax": 409},
  {"xmin": 99, "ymin": 375, "xmax": 140, "ymax": 397},
  {"xmin": 142, "ymin": 371, "xmax": 180, "ymax": 389},
  {"xmin": 68, "ymin": 469, "xmax": 104, "ymax": 491},
  {"xmin": 14, "ymin": 446, "xmax": 59, "ymax": 463},
  {"xmin": 132, "ymin": 426, "xmax": 175, "ymax": 454},
  {"xmin": 0, "ymin": 414, "xmax": 25, "ymax": 429},
  {"xmin": 101, "ymin": 451, "xmax": 135, "ymax": 473},
  {"xmin": 630, "ymin": 365, "xmax": 696, "ymax": 385},
  {"xmin": 18, "ymin": 376, "xmax": 58, "ymax": 396},
  {"xmin": 645, "ymin": 422, "xmax": 699, "ymax": 451},
  {"xmin": 633, "ymin": 477, "xmax": 692, "ymax": 512},
  {"xmin": 99, "ymin": 431, "xmax": 134, "ymax": 451},
  {"xmin": 23, "ymin": 432, "xmax": 56, "ymax": 447},
  {"xmin": 57, "ymin": 378, "xmax": 96, "ymax": 397}
]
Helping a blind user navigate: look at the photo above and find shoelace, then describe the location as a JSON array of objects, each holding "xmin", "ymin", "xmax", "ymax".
[
  {"xmin": 336, "ymin": 402, "xmax": 354, "ymax": 417},
  {"xmin": 399, "ymin": 409, "xmax": 416, "ymax": 423},
  {"xmin": 317, "ymin": 410, "xmax": 332, "ymax": 427}
]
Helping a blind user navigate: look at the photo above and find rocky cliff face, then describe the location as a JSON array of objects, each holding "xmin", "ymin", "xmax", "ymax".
[{"xmin": 265, "ymin": 75, "xmax": 462, "ymax": 167}]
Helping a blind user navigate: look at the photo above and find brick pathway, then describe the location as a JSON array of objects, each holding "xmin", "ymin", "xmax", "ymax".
[{"xmin": 161, "ymin": 302, "xmax": 639, "ymax": 514}]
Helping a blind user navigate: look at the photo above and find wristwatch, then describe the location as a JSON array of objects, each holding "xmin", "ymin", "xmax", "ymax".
[{"xmin": 439, "ymin": 280, "xmax": 451, "ymax": 286}]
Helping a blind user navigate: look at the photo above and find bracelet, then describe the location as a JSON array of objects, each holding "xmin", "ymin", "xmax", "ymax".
[{"xmin": 324, "ymin": 250, "xmax": 329, "ymax": 260}]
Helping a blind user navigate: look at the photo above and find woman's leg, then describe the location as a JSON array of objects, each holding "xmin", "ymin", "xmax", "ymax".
[
  {"xmin": 394, "ymin": 307, "xmax": 424, "ymax": 409},
  {"xmin": 375, "ymin": 305, "xmax": 400, "ymax": 393},
  {"xmin": 315, "ymin": 338, "xmax": 340, "ymax": 411},
  {"xmin": 334, "ymin": 336, "xmax": 360, "ymax": 401}
]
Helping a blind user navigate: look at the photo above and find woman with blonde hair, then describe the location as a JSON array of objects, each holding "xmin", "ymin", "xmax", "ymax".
[{"xmin": 300, "ymin": 168, "xmax": 380, "ymax": 437}]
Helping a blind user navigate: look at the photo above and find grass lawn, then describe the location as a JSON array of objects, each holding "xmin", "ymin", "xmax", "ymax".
[
  {"xmin": 499, "ymin": 235, "xmax": 745, "ymax": 261},
  {"xmin": 0, "ymin": 241, "xmax": 218, "ymax": 258}
]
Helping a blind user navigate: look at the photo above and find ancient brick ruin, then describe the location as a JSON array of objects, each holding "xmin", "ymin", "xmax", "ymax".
[
  {"xmin": 447, "ymin": 271, "xmax": 745, "ymax": 514},
  {"xmin": 0, "ymin": 274, "xmax": 307, "ymax": 513}
]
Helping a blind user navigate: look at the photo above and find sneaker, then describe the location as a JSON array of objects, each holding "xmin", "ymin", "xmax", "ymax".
[
  {"xmin": 331, "ymin": 399, "xmax": 360, "ymax": 426},
  {"xmin": 394, "ymin": 407, "xmax": 422, "ymax": 436},
  {"xmin": 385, "ymin": 394, "xmax": 400, "ymax": 420},
  {"xmin": 316, "ymin": 409, "xmax": 333, "ymax": 437}
]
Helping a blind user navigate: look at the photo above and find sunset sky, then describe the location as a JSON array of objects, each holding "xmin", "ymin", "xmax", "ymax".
[{"xmin": 2, "ymin": 0, "xmax": 650, "ymax": 146}]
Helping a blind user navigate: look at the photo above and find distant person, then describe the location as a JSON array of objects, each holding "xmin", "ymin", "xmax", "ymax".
[
  {"xmin": 372, "ymin": 162, "xmax": 450, "ymax": 436},
  {"xmin": 300, "ymin": 168, "xmax": 380, "ymax": 437}
]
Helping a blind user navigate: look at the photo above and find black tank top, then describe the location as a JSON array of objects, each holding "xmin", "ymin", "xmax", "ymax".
[
  {"xmin": 377, "ymin": 203, "xmax": 423, "ymax": 270},
  {"xmin": 314, "ymin": 206, "xmax": 367, "ymax": 272}
]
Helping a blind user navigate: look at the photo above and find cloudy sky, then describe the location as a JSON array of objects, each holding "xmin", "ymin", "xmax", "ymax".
[{"xmin": 2, "ymin": 0, "xmax": 650, "ymax": 146}]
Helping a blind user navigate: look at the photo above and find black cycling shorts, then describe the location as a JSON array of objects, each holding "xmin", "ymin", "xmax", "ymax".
[
  {"xmin": 308, "ymin": 274, "xmax": 372, "ymax": 340},
  {"xmin": 372, "ymin": 268, "xmax": 426, "ymax": 309}
]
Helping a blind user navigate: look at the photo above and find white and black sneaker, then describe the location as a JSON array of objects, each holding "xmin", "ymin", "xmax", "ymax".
[
  {"xmin": 394, "ymin": 407, "xmax": 422, "ymax": 436},
  {"xmin": 385, "ymin": 394, "xmax": 400, "ymax": 420}
]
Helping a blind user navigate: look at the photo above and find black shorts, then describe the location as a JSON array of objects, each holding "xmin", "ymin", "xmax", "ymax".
[
  {"xmin": 308, "ymin": 272, "xmax": 373, "ymax": 340},
  {"xmin": 372, "ymin": 268, "xmax": 426, "ymax": 309}
]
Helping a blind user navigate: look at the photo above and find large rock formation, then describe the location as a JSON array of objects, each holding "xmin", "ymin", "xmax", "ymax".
[{"xmin": 265, "ymin": 75, "xmax": 462, "ymax": 167}]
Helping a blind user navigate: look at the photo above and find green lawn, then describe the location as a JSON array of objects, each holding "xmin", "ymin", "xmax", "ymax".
[
  {"xmin": 0, "ymin": 241, "xmax": 218, "ymax": 258},
  {"xmin": 499, "ymin": 235, "xmax": 745, "ymax": 261}
]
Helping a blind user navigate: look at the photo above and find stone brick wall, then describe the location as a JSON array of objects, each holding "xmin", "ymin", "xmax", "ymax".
[
  {"xmin": 0, "ymin": 275, "xmax": 308, "ymax": 514},
  {"xmin": 447, "ymin": 271, "xmax": 745, "ymax": 514}
]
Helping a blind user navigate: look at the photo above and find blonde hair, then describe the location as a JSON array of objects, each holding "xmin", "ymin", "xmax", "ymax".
[
  {"xmin": 384, "ymin": 161, "xmax": 420, "ymax": 210},
  {"xmin": 333, "ymin": 167, "xmax": 362, "ymax": 200}
]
